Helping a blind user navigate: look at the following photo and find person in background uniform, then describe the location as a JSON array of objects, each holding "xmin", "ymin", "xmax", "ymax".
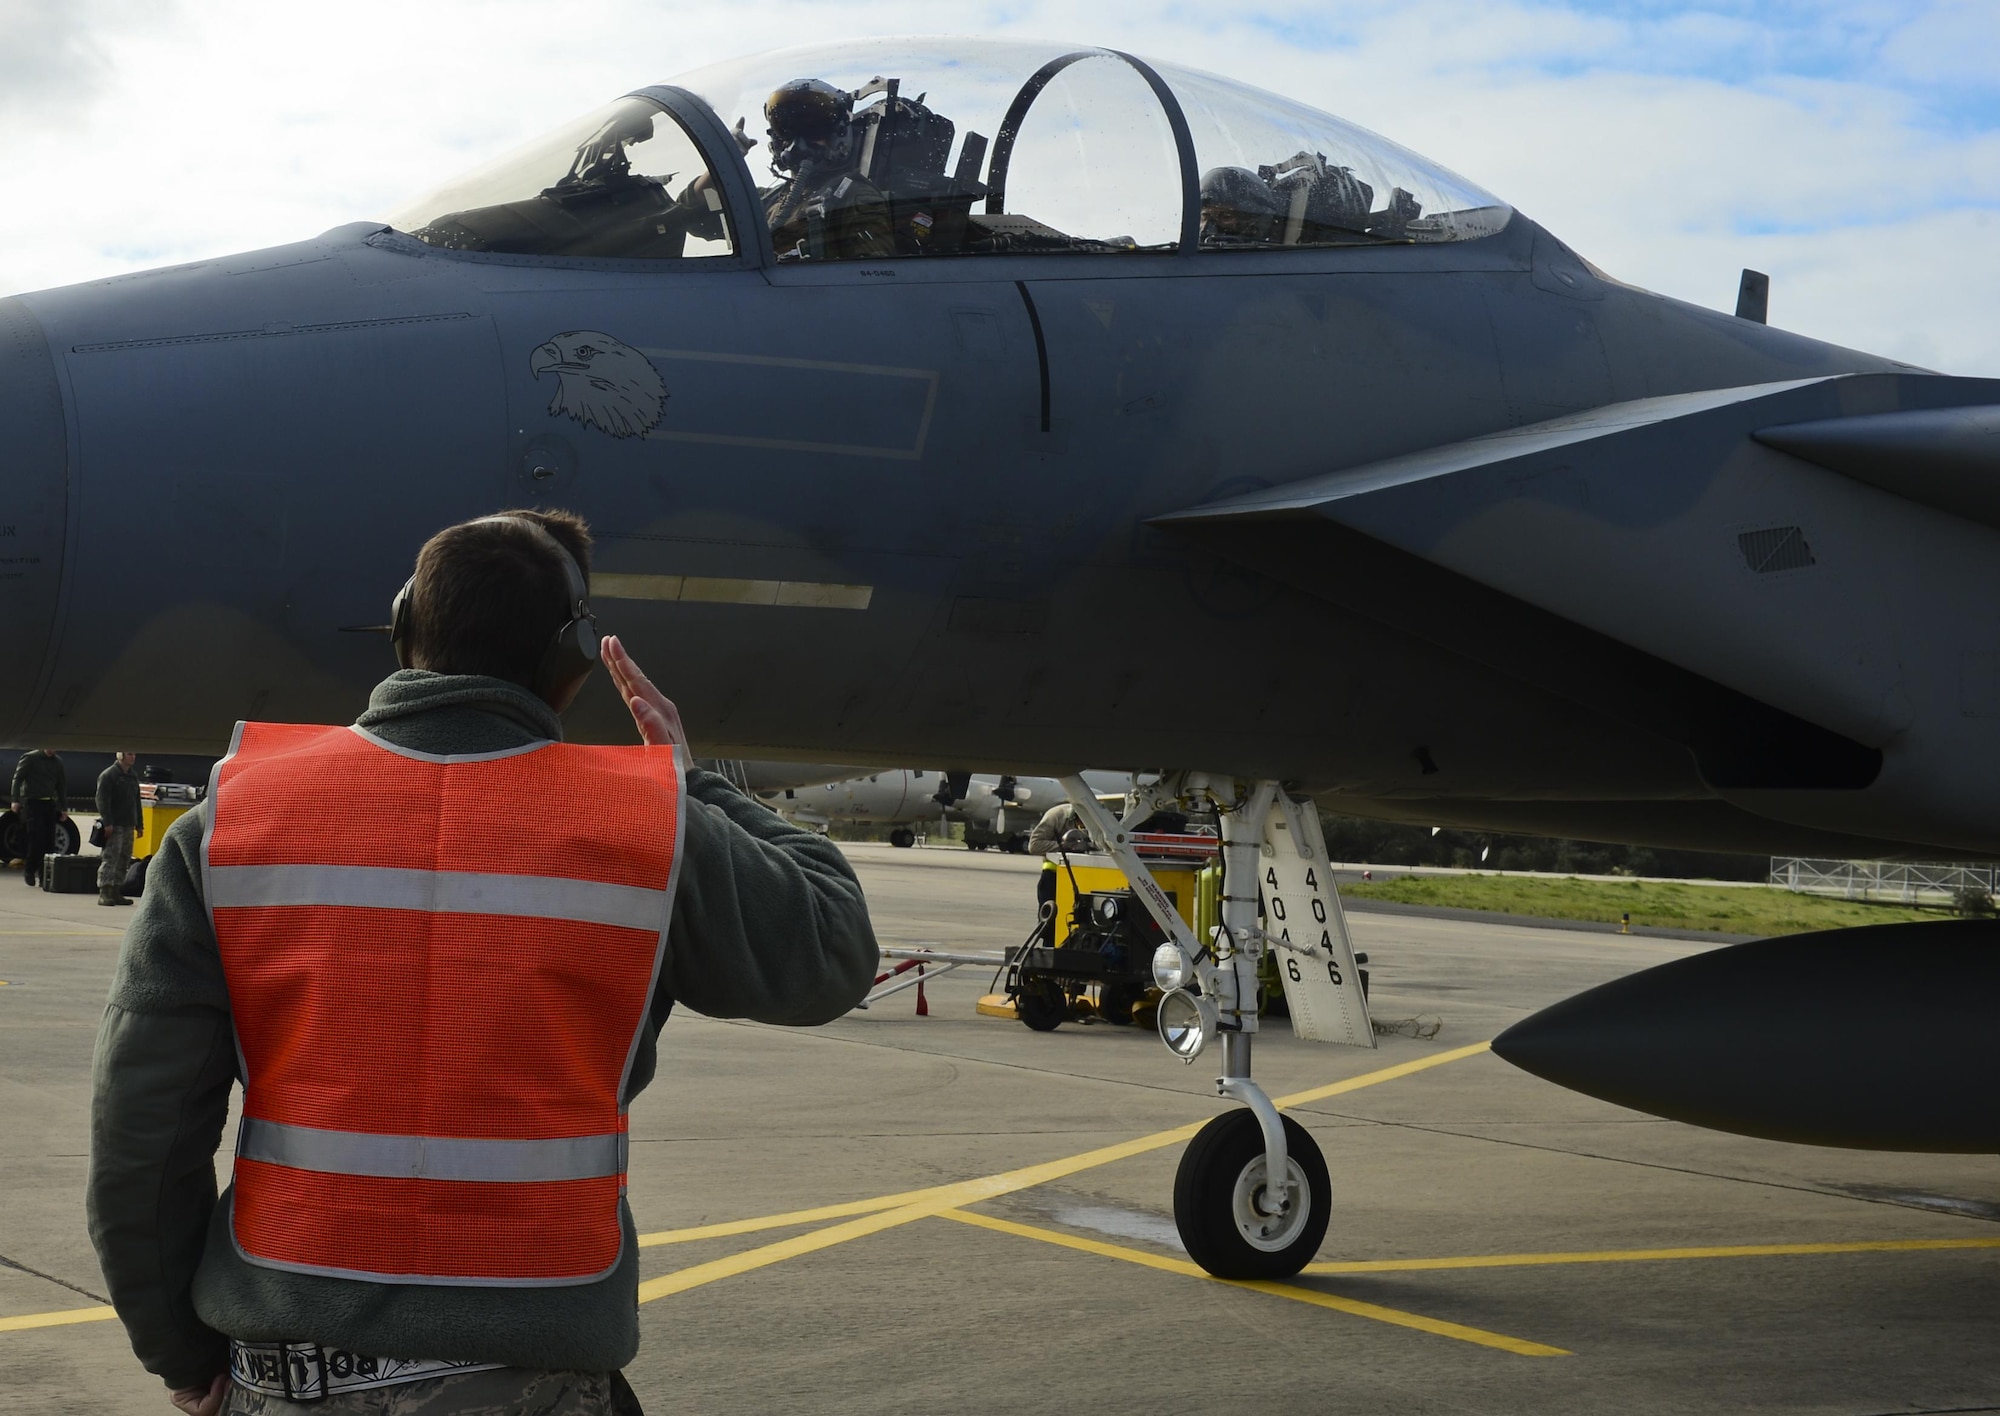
[
  {"xmin": 87, "ymin": 509, "xmax": 880, "ymax": 1416},
  {"xmin": 11, "ymin": 746, "xmax": 66, "ymax": 888},
  {"xmin": 95, "ymin": 752, "xmax": 141, "ymax": 907}
]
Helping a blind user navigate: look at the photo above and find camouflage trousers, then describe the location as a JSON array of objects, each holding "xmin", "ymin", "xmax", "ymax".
[
  {"xmin": 97, "ymin": 825, "xmax": 132, "ymax": 899},
  {"xmin": 222, "ymin": 1367, "xmax": 644, "ymax": 1415}
]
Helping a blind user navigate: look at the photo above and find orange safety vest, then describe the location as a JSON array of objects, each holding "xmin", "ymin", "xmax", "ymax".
[{"xmin": 203, "ymin": 721, "xmax": 685, "ymax": 1286}]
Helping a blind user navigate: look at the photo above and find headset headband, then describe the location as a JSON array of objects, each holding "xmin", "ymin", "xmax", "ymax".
[{"xmin": 390, "ymin": 514, "xmax": 601, "ymax": 703}]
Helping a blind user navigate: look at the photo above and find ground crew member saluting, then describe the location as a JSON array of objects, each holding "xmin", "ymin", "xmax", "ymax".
[{"xmin": 87, "ymin": 510, "xmax": 879, "ymax": 1416}]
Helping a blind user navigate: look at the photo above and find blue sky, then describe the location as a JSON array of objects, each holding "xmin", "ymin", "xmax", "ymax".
[{"xmin": 0, "ymin": 0, "xmax": 1993, "ymax": 371}]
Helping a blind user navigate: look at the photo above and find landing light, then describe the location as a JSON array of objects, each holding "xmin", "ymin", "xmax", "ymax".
[
  {"xmin": 1151, "ymin": 942, "xmax": 1191, "ymax": 992},
  {"xmin": 1158, "ymin": 988, "xmax": 1217, "ymax": 1063}
]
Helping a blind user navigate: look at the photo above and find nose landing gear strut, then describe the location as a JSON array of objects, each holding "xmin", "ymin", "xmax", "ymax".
[{"xmin": 1057, "ymin": 773, "xmax": 1372, "ymax": 1279}]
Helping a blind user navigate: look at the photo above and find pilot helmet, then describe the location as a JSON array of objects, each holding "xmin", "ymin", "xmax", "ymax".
[
  {"xmin": 765, "ymin": 79, "xmax": 855, "ymax": 174},
  {"xmin": 1200, "ymin": 166, "xmax": 1283, "ymax": 244}
]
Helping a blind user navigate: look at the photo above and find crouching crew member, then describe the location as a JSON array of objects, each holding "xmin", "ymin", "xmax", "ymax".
[
  {"xmin": 1027, "ymin": 802, "xmax": 1087, "ymax": 942},
  {"xmin": 87, "ymin": 510, "xmax": 880, "ymax": 1416}
]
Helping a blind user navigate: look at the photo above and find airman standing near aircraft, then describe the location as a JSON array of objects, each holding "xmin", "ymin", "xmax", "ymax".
[
  {"xmin": 87, "ymin": 510, "xmax": 879, "ymax": 1416},
  {"xmin": 11, "ymin": 745, "xmax": 65, "ymax": 888},
  {"xmin": 94, "ymin": 750, "xmax": 140, "ymax": 906}
]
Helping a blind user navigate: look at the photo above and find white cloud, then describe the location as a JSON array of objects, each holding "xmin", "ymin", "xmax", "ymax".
[
  {"xmin": 0, "ymin": 0, "xmax": 163, "ymax": 118},
  {"xmin": 0, "ymin": 0, "xmax": 1992, "ymax": 373},
  {"xmin": 1881, "ymin": 0, "xmax": 2000, "ymax": 87}
]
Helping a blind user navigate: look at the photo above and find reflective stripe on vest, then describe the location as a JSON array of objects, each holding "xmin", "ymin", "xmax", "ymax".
[{"xmin": 205, "ymin": 721, "xmax": 685, "ymax": 1286}]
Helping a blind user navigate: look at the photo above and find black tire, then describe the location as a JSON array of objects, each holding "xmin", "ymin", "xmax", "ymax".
[
  {"xmin": 1174, "ymin": 1111, "xmax": 1330, "ymax": 1279},
  {"xmin": 889, "ymin": 828, "xmax": 915, "ymax": 848},
  {"xmin": 1098, "ymin": 982, "xmax": 1143, "ymax": 1026},
  {"xmin": 1015, "ymin": 980, "xmax": 1067, "ymax": 1032},
  {"xmin": 0, "ymin": 813, "xmax": 21, "ymax": 864},
  {"xmin": 50, "ymin": 817, "xmax": 79, "ymax": 856}
]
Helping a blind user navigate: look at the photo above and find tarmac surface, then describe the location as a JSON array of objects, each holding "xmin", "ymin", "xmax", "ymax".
[{"xmin": 5, "ymin": 840, "xmax": 2000, "ymax": 1414}]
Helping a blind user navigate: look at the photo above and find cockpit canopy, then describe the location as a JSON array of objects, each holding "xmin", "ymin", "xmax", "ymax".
[{"xmin": 388, "ymin": 38, "xmax": 1509, "ymax": 263}]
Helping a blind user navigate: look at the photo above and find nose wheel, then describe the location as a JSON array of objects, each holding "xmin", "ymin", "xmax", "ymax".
[{"xmin": 1174, "ymin": 1111, "xmax": 1329, "ymax": 1279}]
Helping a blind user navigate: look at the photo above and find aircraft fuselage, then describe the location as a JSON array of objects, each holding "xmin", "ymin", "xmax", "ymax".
[{"xmin": 3, "ymin": 209, "xmax": 1977, "ymax": 855}]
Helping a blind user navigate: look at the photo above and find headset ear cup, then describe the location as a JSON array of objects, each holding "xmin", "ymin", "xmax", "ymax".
[
  {"xmin": 539, "ymin": 612, "xmax": 602, "ymax": 704},
  {"xmin": 390, "ymin": 578, "xmax": 416, "ymax": 669}
]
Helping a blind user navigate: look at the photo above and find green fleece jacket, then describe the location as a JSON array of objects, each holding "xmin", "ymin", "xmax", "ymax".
[{"xmin": 87, "ymin": 672, "xmax": 880, "ymax": 1390}]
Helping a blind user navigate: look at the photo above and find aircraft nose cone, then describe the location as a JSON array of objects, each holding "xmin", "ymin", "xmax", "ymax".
[
  {"xmin": 1493, "ymin": 921, "xmax": 2000, "ymax": 1152},
  {"xmin": 0, "ymin": 297, "xmax": 68, "ymax": 742}
]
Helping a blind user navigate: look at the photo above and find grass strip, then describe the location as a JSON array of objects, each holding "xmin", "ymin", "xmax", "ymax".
[{"xmin": 1342, "ymin": 874, "xmax": 1957, "ymax": 937}]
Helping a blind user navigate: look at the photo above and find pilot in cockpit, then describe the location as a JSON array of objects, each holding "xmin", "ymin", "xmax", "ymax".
[
  {"xmin": 681, "ymin": 79, "xmax": 894, "ymax": 261},
  {"xmin": 1199, "ymin": 156, "xmax": 1424, "ymax": 247},
  {"xmin": 1200, "ymin": 167, "xmax": 1287, "ymax": 246}
]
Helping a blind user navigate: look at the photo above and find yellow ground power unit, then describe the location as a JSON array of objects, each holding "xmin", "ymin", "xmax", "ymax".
[{"xmin": 133, "ymin": 782, "xmax": 202, "ymax": 860}]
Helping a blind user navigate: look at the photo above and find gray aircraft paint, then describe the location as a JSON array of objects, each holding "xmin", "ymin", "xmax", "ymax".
[{"xmin": 0, "ymin": 45, "xmax": 1990, "ymax": 866}]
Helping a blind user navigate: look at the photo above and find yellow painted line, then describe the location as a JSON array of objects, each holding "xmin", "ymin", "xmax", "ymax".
[
  {"xmin": 639, "ymin": 1120, "xmax": 1207, "ymax": 1302},
  {"xmin": 1271, "ymin": 1040, "xmax": 1493, "ymax": 1109},
  {"xmin": 637, "ymin": 1045, "xmax": 1495, "ymax": 1250},
  {"xmin": 938, "ymin": 1209, "xmax": 1567, "ymax": 1357},
  {"xmin": 0, "ymin": 1306, "xmax": 117, "ymax": 1332},
  {"xmin": 0, "ymin": 929, "xmax": 122, "ymax": 936},
  {"xmin": 637, "ymin": 1046, "xmax": 1493, "ymax": 1300},
  {"xmin": 639, "ymin": 1190, "xmax": 940, "ymax": 1247},
  {"xmin": 9, "ymin": 1048, "xmax": 1494, "ymax": 1332},
  {"xmin": 1304, "ymin": 1236, "xmax": 2000, "ymax": 1275}
]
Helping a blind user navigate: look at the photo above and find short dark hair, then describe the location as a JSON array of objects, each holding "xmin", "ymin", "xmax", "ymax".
[{"xmin": 404, "ymin": 509, "xmax": 593, "ymax": 689}]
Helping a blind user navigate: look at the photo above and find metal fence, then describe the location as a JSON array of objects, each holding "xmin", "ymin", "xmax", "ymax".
[{"xmin": 1769, "ymin": 857, "xmax": 1995, "ymax": 905}]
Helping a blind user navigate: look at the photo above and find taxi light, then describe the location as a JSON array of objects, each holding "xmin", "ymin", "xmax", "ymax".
[
  {"xmin": 1151, "ymin": 942, "xmax": 1191, "ymax": 992},
  {"xmin": 1157, "ymin": 988, "xmax": 1217, "ymax": 1063}
]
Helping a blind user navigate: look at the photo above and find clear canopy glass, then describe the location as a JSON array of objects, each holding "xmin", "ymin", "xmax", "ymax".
[
  {"xmin": 1156, "ymin": 59, "xmax": 1509, "ymax": 247},
  {"xmin": 671, "ymin": 38, "xmax": 1187, "ymax": 257},
  {"xmin": 387, "ymin": 38, "xmax": 1511, "ymax": 263},
  {"xmin": 388, "ymin": 97, "xmax": 734, "ymax": 259}
]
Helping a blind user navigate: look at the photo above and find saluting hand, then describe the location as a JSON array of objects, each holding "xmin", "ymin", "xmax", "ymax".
[{"xmin": 604, "ymin": 635, "xmax": 688, "ymax": 749}]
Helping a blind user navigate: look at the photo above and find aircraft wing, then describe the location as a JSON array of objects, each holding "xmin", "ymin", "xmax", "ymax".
[{"xmin": 1156, "ymin": 370, "xmax": 2000, "ymax": 847}]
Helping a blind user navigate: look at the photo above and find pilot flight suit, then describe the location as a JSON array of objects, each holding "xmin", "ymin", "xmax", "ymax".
[
  {"xmin": 87, "ymin": 670, "xmax": 881, "ymax": 1414},
  {"xmin": 11, "ymin": 747, "xmax": 66, "ymax": 887},
  {"xmin": 762, "ymin": 166, "xmax": 893, "ymax": 261}
]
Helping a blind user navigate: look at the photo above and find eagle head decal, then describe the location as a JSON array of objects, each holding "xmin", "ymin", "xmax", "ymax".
[{"xmin": 529, "ymin": 330, "xmax": 667, "ymax": 439}]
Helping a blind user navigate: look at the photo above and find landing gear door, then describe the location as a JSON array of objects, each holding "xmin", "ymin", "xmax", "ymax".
[{"xmin": 1262, "ymin": 796, "xmax": 1374, "ymax": 1047}]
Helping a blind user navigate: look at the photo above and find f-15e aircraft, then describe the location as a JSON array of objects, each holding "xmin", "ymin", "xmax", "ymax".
[{"xmin": 6, "ymin": 37, "xmax": 1997, "ymax": 1276}]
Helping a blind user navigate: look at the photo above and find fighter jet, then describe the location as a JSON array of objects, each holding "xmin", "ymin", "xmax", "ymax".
[{"xmin": 6, "ymin": 37, "xmax": 1997, "ymax": 1275}]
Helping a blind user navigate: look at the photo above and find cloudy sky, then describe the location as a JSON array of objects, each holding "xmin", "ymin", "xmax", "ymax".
[{"xmin": 1, "ymin": 0, "xmax": 1993, "ymax": 373}]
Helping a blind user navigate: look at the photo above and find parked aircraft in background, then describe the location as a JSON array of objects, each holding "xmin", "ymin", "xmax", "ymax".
[{"xmin": 767, "ymin": 768, "xmax": 1136, "ymax": 847}]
